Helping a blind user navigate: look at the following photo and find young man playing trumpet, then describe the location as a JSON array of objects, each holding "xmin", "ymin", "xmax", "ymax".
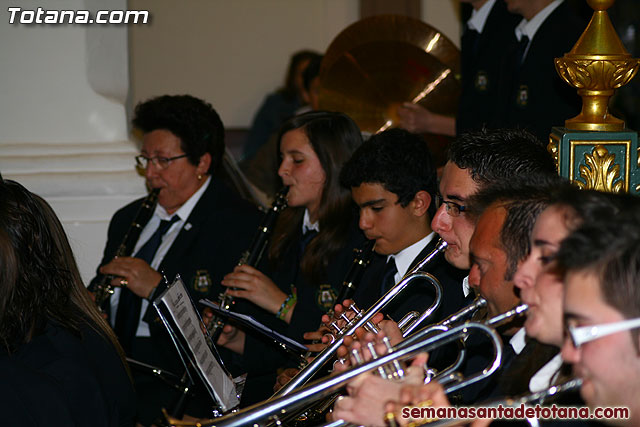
[
  {"xmin": 341, "ymin": 128, "xmax": 469, "ymax": 324},
  {"xmin": 558, "ymin": 208, "xmax": 640, "ymax": 425}
]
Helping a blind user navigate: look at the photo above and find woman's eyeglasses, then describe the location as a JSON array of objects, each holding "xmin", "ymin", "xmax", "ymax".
[{"xmin": 135, "ymin": 154, "xmax": 188, "ymax": 170}]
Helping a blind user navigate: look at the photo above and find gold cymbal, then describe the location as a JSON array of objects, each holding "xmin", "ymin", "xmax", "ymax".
[{"xmin": 317, "ymin": 15, "xmax": 460, "ymax": 134}]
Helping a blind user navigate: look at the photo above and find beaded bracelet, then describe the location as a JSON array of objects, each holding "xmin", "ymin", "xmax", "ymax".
[{"xmin": 276, "ymin": 287, "xmax": 297, "ymax": 321}]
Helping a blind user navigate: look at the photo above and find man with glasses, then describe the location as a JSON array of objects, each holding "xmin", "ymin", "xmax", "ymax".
[
  {"xmin": 557, "ymin": 209, "xmax": 640, "ymax": 425},
  {"xmin": 433, "ymin": 128, "xmax": 556, "ymax": 284},
  {"xmin": 90, "ymin": 95, "xmax": 260, "ymax": 425}
]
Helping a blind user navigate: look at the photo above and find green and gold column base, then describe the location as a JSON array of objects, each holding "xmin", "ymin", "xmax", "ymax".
[{"xmin": 548, "ymin": 126, "xmax": 639, "ymax": 194}]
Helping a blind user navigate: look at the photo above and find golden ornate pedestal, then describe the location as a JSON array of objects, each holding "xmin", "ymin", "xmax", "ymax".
[{"xmin": 550, "ymin": 0, "xmax": 639, "ymax": 193}]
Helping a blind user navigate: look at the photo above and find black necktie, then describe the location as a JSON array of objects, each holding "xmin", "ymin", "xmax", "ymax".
[
  {"xmin": 114, "ymin": 215, "xmax": 180, "ymax": 352},
  {"xmin": 380, "ymin": 257, "xmax": 398, "ymax": 295},
  {"xmin": 299, "ymin": 228, "xmax": 318, "ymax": 257},
  {"xmin": 515, "ymin": 35, "xmax": 530, "ymax": 66},
  {"xmin": 462, "ymin": 27, "xmax": 480, "ymax": 59}
]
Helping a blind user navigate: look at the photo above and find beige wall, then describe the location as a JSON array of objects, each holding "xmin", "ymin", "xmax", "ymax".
[{"xmin": 129, "ymin": 0, "xmax": 461, "ymax": 129}]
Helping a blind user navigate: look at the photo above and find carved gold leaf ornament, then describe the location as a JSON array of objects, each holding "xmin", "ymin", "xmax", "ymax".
[
  {"xmin": 578, "ymin": 145, "xmax": 623, "ymax": 192},
  {"xmin": 637, "ymin": 148, "xmax": 640, "ymax": 192},
  {"xmin": 547, "ymin": 138, "xmax": 559, "ymax": 172}
]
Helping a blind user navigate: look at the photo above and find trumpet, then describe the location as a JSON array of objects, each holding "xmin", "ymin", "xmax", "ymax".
[
  {"xmin": 319, "ymin": 302, "xmax": 528, "ymax": 427},
  {"xmin": 386, "ymin": 378, "xmax": 583, "ymax": 427},
  {"xmin": 286, "ymin": 296, "xmax": 489, "ymax": 427},
  {"xmin": 174, "ymin": 322, "xmax": 504, "ymax": 427},
  {"xmin": 164, "ymin": 303, "xmax": 528, "ymax": 427},
  {"xmin": 274, "ymin": 239, "xmax": 448, "ymax": 398}
]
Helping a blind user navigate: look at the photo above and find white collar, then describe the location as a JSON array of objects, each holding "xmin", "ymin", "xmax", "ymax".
[
  {"xmin": 302, "ymin": 209, "xmax": 319, "ymax": 233},
  {"xmin": 467, "ymin": 0, "xmax": 497, "ymax": 34},
  {"xmin": 156, "ymin": 175, "xmax": 211, "ymax": 221},
  {"xmin": 388, "ymin": 232, "xmax": 436, "ymax": 278},
  {"xmin": 509, "ymin": 327, "xmax": 527, "ymax": 355},
  {"xmin": 462, "ymin": 275, "xmax": 471, "ymax": 298},
  {"xmin": 529, "ymin": 354, "xmax": 563, "ymax": 392},
  {"xmin": 515, "ymin": 0, "xmax": 563, "ymax": 42}
]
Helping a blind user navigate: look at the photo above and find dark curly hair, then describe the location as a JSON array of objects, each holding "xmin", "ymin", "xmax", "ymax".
[
  {"xmin": 269, "ymin": 111, "xmax": 362, "ymax": 283},
  {"xmin": 448, "ymin": 128, "xmax": 557, "ymax": 189},
  {"xmin": 556, "ymin": 205, "xmax": 640, "ymax": 347},
  {"xmin": 0, "ymin": 180, "xmax": 126, "ymax": 364},
  {"xmin": 340, "ymin": 128, "xmax": 438, "ymax": 218},
  {"xmin": 132, "ymin": 94, "xmax": 225, "ymax": 174}
]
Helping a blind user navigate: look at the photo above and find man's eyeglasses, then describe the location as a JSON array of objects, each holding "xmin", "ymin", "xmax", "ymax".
[
  {"xmin": 566, "ymin": 317, "xmax": 640, "ymax": 348},
  {"xmin": 135, "ymin": 154, "xmax": 188, "ymax": 170},
  {"xmin": 435, "ymin": 194, "xmax": 467, "ymax": 217}
]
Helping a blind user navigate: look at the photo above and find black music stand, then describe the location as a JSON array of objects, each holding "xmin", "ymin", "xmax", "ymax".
[{"xmin": 153, "ymin": 275, "xmax": 241, "ymax": 414}]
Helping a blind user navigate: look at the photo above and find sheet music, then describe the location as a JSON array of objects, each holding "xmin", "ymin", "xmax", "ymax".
[
  {"xmin": 156, "ymin": 277, "xmax": 239, "ymax": 411},
  {"xmin": 201, "ymin": 299, "xmax": 308, "ymax": 353}
]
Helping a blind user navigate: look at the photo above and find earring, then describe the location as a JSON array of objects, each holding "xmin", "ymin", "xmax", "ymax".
[{"xmin": 197, "ymin": 174, "xmax": 203, "ymax": 180}]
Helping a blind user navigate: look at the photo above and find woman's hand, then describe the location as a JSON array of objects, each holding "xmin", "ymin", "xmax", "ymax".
[
  {"xmin": 100, "ymin": 256, "xmax": 162, "ymax": 299},
  {"xmin": 216, "ymin": 324, "xmax": 245, "ymax": 355},
  {"xmin": 221, "ymin": 265, "xmax": 289, "ymax": 317}
]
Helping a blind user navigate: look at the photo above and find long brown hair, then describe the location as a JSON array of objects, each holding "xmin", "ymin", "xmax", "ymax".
[
  {"xmin": 0, "ymin": 180, "xmax": 129, "ymax": 372},
  {"xmin": 268, "ymin": 111, "xmax": 362, "ymax": 284}
]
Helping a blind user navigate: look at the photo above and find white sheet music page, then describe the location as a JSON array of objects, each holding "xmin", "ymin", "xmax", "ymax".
[{"xmin": 158, "ymin": 277, "xmax": 239, "ymax": 411}]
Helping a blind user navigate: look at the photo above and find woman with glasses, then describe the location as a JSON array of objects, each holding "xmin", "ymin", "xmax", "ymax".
[
  {"xmin": 215, "ymin": 111, "xmax": 365, "ymax": 404},
  {"xmin": 91, "ymin": 95, "xmax": 261, "ymax": 425},
  {"xmin": 0, "ymin": 180, "xmax": 136, "ymax": 427}
]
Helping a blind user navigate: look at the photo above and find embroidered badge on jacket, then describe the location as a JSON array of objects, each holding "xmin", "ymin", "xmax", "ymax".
[
  {"xmin": 316, "ymin": 284, "xmax": 337, "ymax": 310},
  {"xmin": 516, "ymin": 84, "xmax": 529, "ymax": 107},
  {"xmin": 474, "ymin": 71, "xmax": 489, "ymax": 92},
  {"xmin": 192, "ymin": 269, "xmax": 212, "ymax": 293}
]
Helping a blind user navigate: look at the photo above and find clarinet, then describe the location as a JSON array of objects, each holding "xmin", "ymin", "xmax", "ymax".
[
  {"xmin": 92, "ymin": 188, "xmax": 160, "ymax": 311},
  {"xmin": 300, "ymin": 239, "xmax": 376, "ymax": 363},
  {"xmin": 208, "ymin": 186, "xmax": 289, "ymax": 342},
  {"xmin": 335, "ymin": 239, "xmax": 376, "ymax": 304},
  {"xmin": 288, "ymin": 239, "xmax": 376, "ymax": 426}
]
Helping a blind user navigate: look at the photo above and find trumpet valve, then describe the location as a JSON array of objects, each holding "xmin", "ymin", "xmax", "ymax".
[
  {"xmin": 339, "ymin": 313, "xmax": 351, "ymax": 324},
  {"xmin": 351, "ymin": 348, "xmax": 364, "ymax": 365},
  {"xmin": 366, "ymin": 342, "xmax": 393, "ymax": 379},
  {"xmin": 364, "ymin": 321, "xmax": 380, "ymax": 334},
  {"xmin": 329, "ymin": 321, "xmax": 341, "ymax": 334},
  {"xmin": 348, "ymin": 304, "xmax": 362, "ymax": 315},
  {"xmin": 382, "ymin": 336, "xmax": 405, "ymax": 379}
]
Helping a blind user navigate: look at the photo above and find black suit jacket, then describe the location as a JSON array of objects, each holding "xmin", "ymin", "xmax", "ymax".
[
  {"xmin": 457, "ymin": 0, "xmax": 520, "ymax": 134},
  {"xmin": 0, "ymin": 321, "xmax": 136, "ymax": 427},
  {"xmin": 91, "ymin": 181, "xmax": 261, "ymax": 374},
  {"xmin": 498, "ymin": 2, "xmax": 585, "ymax": 141}
]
